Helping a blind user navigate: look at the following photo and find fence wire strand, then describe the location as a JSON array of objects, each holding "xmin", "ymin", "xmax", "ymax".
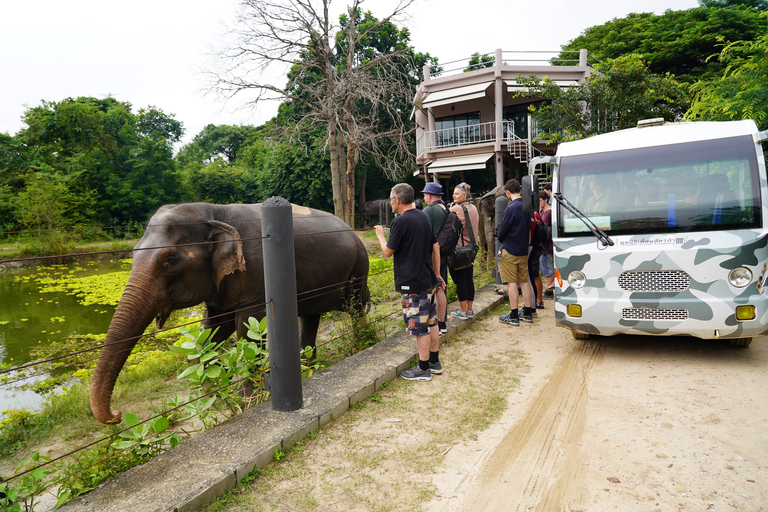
[{"xmin": 1, "ymin": 225, "xmax": 402, "ymax": 490}]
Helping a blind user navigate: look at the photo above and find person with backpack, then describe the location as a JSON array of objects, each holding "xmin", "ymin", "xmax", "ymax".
[
  {"xmin": 422, "ymin": 182, "xmax": 453, "ymax": 334},
  {"xmin": 449, "ymin": 182, "xmax": 480, "ymax": 320},
  {"xmin": 529, "ymin": 212, "xmax": 545, "ymax": 312},
  {"xmin": 538, "ymin": 191, "xmax": 555, "ymax": 300}
]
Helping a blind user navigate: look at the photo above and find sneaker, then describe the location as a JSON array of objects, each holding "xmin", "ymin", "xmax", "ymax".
[
  {"xmin": 400, "ymin": 364, "xmax": 432, "ymax": 381},
  {"xmin": 499, "ymin": 312, "xmax": 519, "ymax": 326},
  {"xmin": 536, "ymin": 302, "xmax": 545, "ymax": 309},
  {"xmin": 543, "ymin": 290, "xmax": 554, "ymax": 300},
  {"xmin": 466, "ymin": 309, "xmax": 474, "ymax": 318},
  {"xmin": 521, "ymin": 312, "xmax": 534, "ymax": 323},
  {"xmin": 451, "ymin": 309, "xmax": 468, "ymax": 319},
  {"xmin": 438, "ymin": 321, "xmax": 447, "ymax": 335},
  {"xmin": 429, "ymin": 361, "xmax": 443, "ymax": 374}
]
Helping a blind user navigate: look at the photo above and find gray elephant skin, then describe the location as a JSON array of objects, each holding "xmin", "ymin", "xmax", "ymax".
[
  {"xmin": 360, "ymin": 199, "xmax": 391, "ymax": 228},
  {"xmin": 89, "ymin": 202, "xmax": 370, "ymax": 424}
]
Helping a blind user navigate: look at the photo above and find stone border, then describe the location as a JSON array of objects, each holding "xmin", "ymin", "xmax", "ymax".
[{"xmin": 56, "ymin": 284, "xmax": 506, "ymax": 512}]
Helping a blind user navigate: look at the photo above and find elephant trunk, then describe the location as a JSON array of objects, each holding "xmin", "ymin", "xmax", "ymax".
[{"xmin": 89, "ymin": 279, "xmax": 164, "ymax": 424}]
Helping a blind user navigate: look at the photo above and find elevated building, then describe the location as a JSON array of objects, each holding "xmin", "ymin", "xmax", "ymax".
[{"xmin": 413, "ymin": 49, "xmax": 594, "ymax": 188}]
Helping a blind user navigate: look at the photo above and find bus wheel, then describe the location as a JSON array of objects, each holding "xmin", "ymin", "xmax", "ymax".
[
  {"xmin": 728, "ymin": 337, "xmax": 752, "ymax": 348},
  {"xmin": 571, "ymin": 331, "xmax": 591, "ymax": 340}
]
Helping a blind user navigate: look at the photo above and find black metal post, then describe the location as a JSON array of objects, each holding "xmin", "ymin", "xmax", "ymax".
[
  {"xmin": 494, "ymin": 195, "xmax": 509, "ymax": 284},
  {"xmin": 261, "ymin": 196, "xmax": 303, "ymax": 411}
]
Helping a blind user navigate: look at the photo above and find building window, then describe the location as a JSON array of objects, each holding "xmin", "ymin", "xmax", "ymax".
[
  {"xmin": 434, "ymin": 112, "xmax": 481, "ymax": 148},
  {"xmin": 503, "ymin": 105, "xmax": 533, "ymax": 139}
]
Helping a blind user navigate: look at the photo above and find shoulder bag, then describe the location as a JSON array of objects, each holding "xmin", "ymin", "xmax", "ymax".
[{"xmin": 448, "ymin": 204, "xmax": 478, "ymax": 271}]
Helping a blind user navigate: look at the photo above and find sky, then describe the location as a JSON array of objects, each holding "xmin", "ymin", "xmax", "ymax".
[{"xmin": 1, "ymin": 0, "xmax": 700, "ymax": 147}]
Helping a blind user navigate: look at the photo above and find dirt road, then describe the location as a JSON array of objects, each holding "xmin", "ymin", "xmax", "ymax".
[
  {"xmin": 219, "ymin": 298, "xmax": 768, "ymax": 512},
  {"xmin": 427, "ymin": 314, "xmax": 768, "ymax": 511}
]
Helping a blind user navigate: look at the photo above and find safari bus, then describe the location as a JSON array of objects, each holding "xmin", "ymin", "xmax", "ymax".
[{"xmin": 528, "ymin": 119, "xmax": 768, "ymax": 346}]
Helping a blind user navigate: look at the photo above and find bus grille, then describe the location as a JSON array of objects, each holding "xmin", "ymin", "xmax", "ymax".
[
  {"xmin": 622, "ymin": 308, "xmax": 689, "ymax": 321},
  {"xmin": 618, "ymin": 271, "xmax": 691, "ymax": 292}
]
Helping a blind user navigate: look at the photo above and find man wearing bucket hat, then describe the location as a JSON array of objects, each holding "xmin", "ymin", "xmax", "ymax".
[{"xmin": 421, "ymin": 181, "xmax": 449, "ymax": 335}]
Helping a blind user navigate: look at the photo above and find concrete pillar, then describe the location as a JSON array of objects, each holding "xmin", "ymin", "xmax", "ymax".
[{"xmin": 261, "ymin": 196, "xmax": 303, "ymax": 412}]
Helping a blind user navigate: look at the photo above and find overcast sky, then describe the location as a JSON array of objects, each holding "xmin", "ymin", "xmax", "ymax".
[{"xmin": 1, "ymin": 0, "xmax": 700, "ymax": 147}]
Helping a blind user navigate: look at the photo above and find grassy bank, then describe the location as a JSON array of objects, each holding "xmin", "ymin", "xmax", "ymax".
[{"xmin": 0, "ymin": 231, "xmax": 495, "ymax": 509}]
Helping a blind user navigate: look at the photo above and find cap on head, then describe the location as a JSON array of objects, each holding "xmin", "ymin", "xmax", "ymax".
[{"xmin": 421, "ymin": 182, "xmax": 443, "ymax": 196}]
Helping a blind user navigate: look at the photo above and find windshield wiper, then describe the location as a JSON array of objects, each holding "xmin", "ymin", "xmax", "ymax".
[{"xmin": 553, "ymin": 192, "xmax": 614, "ymax": 247}]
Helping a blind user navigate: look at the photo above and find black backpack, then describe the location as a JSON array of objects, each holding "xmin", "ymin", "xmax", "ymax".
[
  {"xmin": 436, "ymin": 204, "xmax": 462, "ymax": 257},
  {"xmin": 530, "ymin": 219, "xmax": 548, "ymax": 252}
]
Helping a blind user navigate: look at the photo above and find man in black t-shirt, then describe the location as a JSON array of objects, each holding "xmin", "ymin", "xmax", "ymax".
[{"xmin": 375, "ymin": 183, "xmax": 444, "ymax": 381}]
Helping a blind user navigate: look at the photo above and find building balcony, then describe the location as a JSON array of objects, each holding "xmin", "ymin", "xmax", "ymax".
[{"xmin": 416, "ymin": 121, "xmax": 516, "ymax": 156}]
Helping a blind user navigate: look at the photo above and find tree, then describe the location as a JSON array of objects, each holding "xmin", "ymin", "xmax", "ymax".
[
  {"xmin": 686, "ymin": 34, "xmax": 768, "ymax": 128},
  {"xmin": 518, "ymin": 54, "xmax": 690, "ymax": 142},
  {"xmin": 15, "ymin": 170, "xmax": 95, "ymax": 253},
  {"xmin": 560, "ymin": 6, "xmax": 768, "ymax": 83},
  {"xmin": 207, "ymin": 0, "xmax": 422, "ymax": 227},
  {"xmin": 177, "ymin": 124, "xmax": 260, "ymax": 166},
  {"xmin": 15, "ymin": 97, "xmax": 185, "ymax": 225},
  {"xmin": 464, "ymin": 51, "xmax": 495, "ymax": 72},
  {"xmin": 699, "ymin": 0, "xmax": 767, "ymax": 9}
]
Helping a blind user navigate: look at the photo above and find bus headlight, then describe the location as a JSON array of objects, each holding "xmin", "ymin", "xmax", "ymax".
[
  {"xmin": 728, "ymin": 267, "xmax": 753, "ymax": 288},
  {"xmin": 568, "ymin": 271, "xmax": 587, "ymax": 289}
]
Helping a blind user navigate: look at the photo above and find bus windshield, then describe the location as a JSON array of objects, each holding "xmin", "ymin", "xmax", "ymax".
[{"xmin": 558, "ymin": 135, "xmax": 762, "ymax": 236}]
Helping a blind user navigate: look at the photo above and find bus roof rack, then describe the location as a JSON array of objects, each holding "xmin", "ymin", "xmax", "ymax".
[{"xmin": 637, "ymin": 118, "xmax": 665, "ymax": 128}]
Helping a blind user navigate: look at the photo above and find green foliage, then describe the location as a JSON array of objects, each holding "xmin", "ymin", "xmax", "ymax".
[
  {"xmin": 184, "ymin": 159, "xmax": 247, "ymax": 204},
  {"xmin": 0, "ymin": 409, "xmax": 35, "ymax": 456},
  {"xmin": 699, "ymin": 0, "xmax": 768, "ymax": 9},
  {"xmin": 6, "ymin": 96, "xmax": 186, "ymax": 230},
  {"xmin": 111, "ymin": 412, "xmax": 180, "ymax": 455},
  {"xmin": 52, "ymin": 440, "xmax": 152, "ymax": 508},
  {"xmin": 168, "ymin": 321, "xmax": 270, "ymax": 426},
  {"xmin": 14, "ymin": 171, "xmax": 93, "ymax": 255},
  {"xmin": 560, "ymin": 5, "xmax": 768, "ymax": 83},
  {"xmin": 686, "ymin": 34, "xmax": 768, "ymax": 128},
  {"xmin": 519, "ymin": 54, "xmax": 690, "ymax": 141},
  {"xmin": 0, "ymin": 451, "xmax": 54, "ymax": 512},
  {"xmin": 177, "ymin": 124, "xmax": 260, "ymax": 165},
  {"xmin": 464, "ymin": 51, "xmax": 495, "ymax": 72},
  {"xmin": 252, "ymin": 132, "xmax": 333, "ymax": 211}
]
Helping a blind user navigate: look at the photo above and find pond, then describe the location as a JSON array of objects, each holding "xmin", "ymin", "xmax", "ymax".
[{"xmin": 0, "ymin": 259, "xmax": 130, "ymax": 414}]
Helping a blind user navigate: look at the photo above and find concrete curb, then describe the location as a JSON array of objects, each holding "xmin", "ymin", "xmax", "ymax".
[{"xmin": 56, "ymin": 284, "xmax": 507, "ymax": 512}]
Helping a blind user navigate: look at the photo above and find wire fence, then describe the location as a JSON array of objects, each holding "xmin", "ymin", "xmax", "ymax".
[{"xmin": 0, "ymin": 226, "xmax": 406, "ymax": 490}]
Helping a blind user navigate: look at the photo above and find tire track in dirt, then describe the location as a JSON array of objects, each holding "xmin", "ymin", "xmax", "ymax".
[{"xmin": 460, "ymin": 339, "xmax": 604, "ymax": 511}]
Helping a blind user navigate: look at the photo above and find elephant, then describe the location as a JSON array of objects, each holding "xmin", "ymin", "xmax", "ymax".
[
  {"xmin": 89, "ymin": 202, "xmax": 370, "ymax": 424},
  {"xmin": 477, "ymin": 186, "xmax": 505, "ymax": 266},
  {"xmin": 360, "ymin": 199, "xmax": 392, "ymax": 228}
]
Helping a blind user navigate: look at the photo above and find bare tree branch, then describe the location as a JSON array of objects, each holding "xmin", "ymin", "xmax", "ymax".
[{"xmin": 205, "ymin": 0, "xmax": 420, "ymax": 225}]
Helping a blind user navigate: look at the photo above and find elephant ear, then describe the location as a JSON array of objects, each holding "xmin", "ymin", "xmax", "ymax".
[{"xmin": 207, "ymin": 220, "xmax": 247, "ymax": 291}]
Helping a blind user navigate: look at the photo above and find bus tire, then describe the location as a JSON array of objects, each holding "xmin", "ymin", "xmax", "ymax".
[
  {"xmin": 728, "ymin": 337, "xmax": 752, "ymax": 348},
  {"xmin": 571, "ymin": 331, "xmax": 591, "ymax": 340}
]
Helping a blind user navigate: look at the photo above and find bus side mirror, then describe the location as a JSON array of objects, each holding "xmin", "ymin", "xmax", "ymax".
[{"xmin": 522, "ymin": 175, "xmax": 539, "ymax": 213}]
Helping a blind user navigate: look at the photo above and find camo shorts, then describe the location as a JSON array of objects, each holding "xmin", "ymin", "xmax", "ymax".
[{"xmin": 401, "ymin": 287, "xmax": 438, "ymax": 336}]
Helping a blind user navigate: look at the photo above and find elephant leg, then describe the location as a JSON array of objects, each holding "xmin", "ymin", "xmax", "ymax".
[
  {"xmin": 202, "ymin": 310, "xmax": 237, "ymax": 343},
  {"xmin": 299, "ymin": 314, "xmax": 321, "ymax": 361}
]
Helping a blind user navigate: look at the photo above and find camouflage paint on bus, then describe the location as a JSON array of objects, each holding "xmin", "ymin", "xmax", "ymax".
[{"xmin": 554, "ymin": 229, "xmax": 768, "ymax": 339}]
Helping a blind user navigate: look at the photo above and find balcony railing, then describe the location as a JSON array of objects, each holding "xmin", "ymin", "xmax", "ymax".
[{"xmin": 417, "ymin": 121, "xmax": 515, "ymax": 155}]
